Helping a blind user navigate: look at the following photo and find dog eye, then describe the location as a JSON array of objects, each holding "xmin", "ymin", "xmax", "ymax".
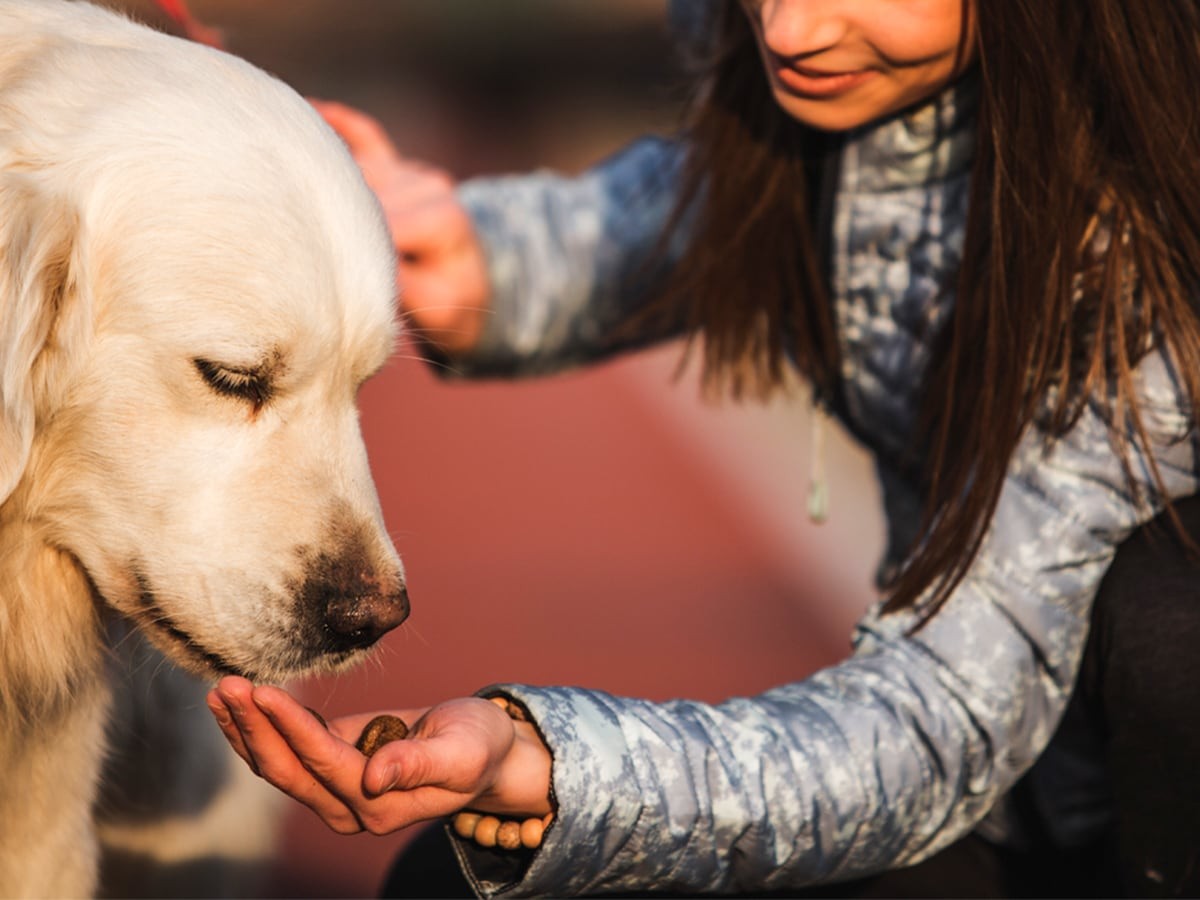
[{"xmin": 194, "ymin": 358, "xmax": 271, "ymax": 410}]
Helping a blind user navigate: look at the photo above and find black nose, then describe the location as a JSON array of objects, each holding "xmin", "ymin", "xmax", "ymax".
[{"xmin": 323, "ymin": 586, "xmax": 410, "ymax": 651}]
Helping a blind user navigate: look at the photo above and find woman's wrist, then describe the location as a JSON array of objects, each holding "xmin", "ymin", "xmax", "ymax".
[
  {"xmin": 505, "ymin": 717, "xmax": 554, "ymax": 817},
  {"xmin": 481, "ymin": 696, "xmax": 553, "ymax": 818},
  {"xmin": 452, "ymin": 695, "xmax": 554, "ymax": 850}
]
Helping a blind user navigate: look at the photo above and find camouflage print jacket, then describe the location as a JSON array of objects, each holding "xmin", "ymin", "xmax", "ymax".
[{"xmin": 443, "ymin": 67, "xmax": 1199, "ymax": 899}]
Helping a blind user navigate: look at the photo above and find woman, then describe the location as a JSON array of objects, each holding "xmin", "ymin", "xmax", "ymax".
[{"xmin": 209, "ymin": 1, "xmax": 1200, "ymax": 894}]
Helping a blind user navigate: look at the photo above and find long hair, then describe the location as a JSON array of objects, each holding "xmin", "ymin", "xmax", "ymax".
[{"xmin": 648, "ymin": 0, "xmax": 1200, "ymax": 618}]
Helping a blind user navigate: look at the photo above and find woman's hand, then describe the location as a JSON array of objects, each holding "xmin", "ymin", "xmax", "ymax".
[
  {"xmin": 312, "ymin": 99, "xmax": 491, "ymax": 355},
  {"xmin": 206, "ymin": 677, "xmax": 552, "ymax": 836}
]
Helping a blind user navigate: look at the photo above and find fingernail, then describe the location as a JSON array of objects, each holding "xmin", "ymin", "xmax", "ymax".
[
  {"xmin": 375, "ymin": 765, "xmax": 399, "ymax": 795},
  {"xmin": 207, "ymin": 700, "xmax": 232, "ymax": 727}
]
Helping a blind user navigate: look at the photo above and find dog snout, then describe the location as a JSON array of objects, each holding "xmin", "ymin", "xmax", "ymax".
[{"xmin": 323, "ymin": 584, "xmax": 409, "ymax": 651}]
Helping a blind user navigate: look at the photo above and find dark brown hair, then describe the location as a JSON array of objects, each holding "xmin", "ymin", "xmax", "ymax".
[{"xmin": 650, "ymin": 0, "xmax": 1200, "ymax": 617}]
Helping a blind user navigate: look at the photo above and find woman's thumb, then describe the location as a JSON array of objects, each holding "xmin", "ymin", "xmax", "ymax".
[{"xmin": 363, "ymin": 741, "xmax": 436, "ymax": 796}]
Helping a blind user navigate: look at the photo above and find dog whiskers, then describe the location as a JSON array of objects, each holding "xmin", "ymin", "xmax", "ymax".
[
  {"xmin": 383, "ymin": 352, "xmax": 465, "ymax": 377},
  {"xmin": 396, "ymin": 306, "xmax": 496, "ymax": 324},
  {"xmin": 395, "ymin": 619, "xmax": 430, "ymax": 649}
]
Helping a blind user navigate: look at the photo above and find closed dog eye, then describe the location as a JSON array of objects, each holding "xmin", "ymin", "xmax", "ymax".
[{"xmin": 193, "ymin": 358, "xmax": 271, "ymax": 411}]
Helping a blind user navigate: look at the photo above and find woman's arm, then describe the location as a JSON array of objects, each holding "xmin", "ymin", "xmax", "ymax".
[
  {"xmin": 314, "ymin": 102, "xmax": 691, "ymax": 369},
  {"xmin": 450, "ymin": 135, "xmax": 693, "ymax": 378},
  {"xmin": 456, "ymin": 347, "xmax": 1196, "ymax": 896}
]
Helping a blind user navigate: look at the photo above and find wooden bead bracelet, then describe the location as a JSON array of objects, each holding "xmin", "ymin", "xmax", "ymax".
[
  {"xmin": 450, "ymin": 695, "xmax": 553, "ymax": 850},
  {"xmin": 452, "ymin": 808, "xmax": 554, "ymax": 850},
  {"xmin": 323, "ymin": 695, "xmax": 553, "ymax": 850}
]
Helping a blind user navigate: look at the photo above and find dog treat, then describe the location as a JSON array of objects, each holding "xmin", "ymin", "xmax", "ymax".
[
  {"xmin": 306, "ymin": 709, "xmax": 409, "ymax": 756},
  {"xmin": 355, "ymin": 714, "xmax": 410, "ymax": 757}
]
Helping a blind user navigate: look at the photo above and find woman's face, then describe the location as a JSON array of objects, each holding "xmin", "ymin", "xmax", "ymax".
[{"xmin": 739, "ymin": 0, "xmax": 976, "ymax": 132}]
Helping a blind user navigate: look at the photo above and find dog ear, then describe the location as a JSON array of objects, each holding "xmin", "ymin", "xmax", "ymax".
[{"xmin": 0, "ymin": 177, "xmax": 79, "ymax": 505}]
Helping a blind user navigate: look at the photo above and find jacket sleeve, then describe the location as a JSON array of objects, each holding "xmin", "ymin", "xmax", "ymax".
[
  {"xmin": 447, "ymin": 135, "xmax": 692, "ymax": 378},
  {"xmin": 454, "ymin": 348, "xmax": 1197, "ymax": 897}
]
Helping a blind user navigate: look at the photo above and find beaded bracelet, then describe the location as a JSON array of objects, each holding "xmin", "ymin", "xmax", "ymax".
[{"xmin": 450, "ymin": 695, "xmax": 554, "ymax": 850}]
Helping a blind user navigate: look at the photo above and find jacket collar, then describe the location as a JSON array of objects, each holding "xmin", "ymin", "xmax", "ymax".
[{"xmin": 842, "ymin": 71, "xmax": 979, "ymax": 196}]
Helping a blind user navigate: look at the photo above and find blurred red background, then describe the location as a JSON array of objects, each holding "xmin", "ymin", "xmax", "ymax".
[{"xmin": 99, "ymin": 2, "xmax": 885, "ymax": 895}]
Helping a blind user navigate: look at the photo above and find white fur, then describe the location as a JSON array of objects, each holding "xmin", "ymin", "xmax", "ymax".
[{"xmin": 0, "ymin": 2, "xmax": 405, "ymax": 895}]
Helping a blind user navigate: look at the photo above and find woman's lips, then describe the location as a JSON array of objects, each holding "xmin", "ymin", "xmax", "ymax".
[{"xmin": 775, "ymin": 64, "xmax": 875, "ymax": 98}]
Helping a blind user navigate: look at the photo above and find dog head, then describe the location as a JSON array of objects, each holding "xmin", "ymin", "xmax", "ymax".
[{"xmin": 0, "ymin": 3, "xmax": 408, "ymax": 682}]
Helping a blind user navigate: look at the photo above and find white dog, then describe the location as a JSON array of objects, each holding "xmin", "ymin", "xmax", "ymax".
[{"xmin": 0, "ymin": 1, "xmax": 407, "ymax": 896}]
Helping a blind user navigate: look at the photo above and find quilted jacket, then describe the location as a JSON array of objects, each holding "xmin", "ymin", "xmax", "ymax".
[{"xmin": 440, "ymin": 22, "xmax": 1199, "ymax": 898}]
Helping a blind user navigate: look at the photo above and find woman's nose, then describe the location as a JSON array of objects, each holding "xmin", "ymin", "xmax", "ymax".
[{"xmin": 754, "ymin": 0, "xmax": 850, "ymax": 60}]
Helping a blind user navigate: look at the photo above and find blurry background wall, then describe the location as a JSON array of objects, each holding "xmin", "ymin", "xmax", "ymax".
[{"xmin": 96, "ymin": 2, "xmax": 884, "ymax": 895}]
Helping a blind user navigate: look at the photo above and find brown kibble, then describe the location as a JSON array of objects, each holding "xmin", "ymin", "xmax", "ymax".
[
  {"xmin": 496, "ymin": 820, "xmax": 522, "ymax": 850},
  {"xmin": 453, "ymin": 812, "xmax": 482, "ymax": 840},
  {"xmin": 519, "ymin": 817, "xmax": 544, "ymax": 848},
  {"xmin": 355, "ymin": 714, "xmax": 409, "ymax": 757},
  {"xmin": 474, "ymin": 815, "xmax": 501, "ymax": 848}
]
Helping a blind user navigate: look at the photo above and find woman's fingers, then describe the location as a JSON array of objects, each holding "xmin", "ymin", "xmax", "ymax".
[
  {"xmin": 311, "ymin": 99, "xmax": 456, "ymax": 205},
  {"xmin": 387, "ymin": 193, "xmax": 470, "ymax": 260},
  {"xmin": 310, "ymin": 99, "xmax": 456, "ymax": 226},
  {"xmin": 310, "ymin": 98, "xmax": 400, "ymax": 166},
  {"xmin": 307, "ymin": 97, "xmax": 489, "ymax": 352},
  {"xmin": 206, "ymin": 683, "xmax": 256, "ymax": 772},
  {"xmin": 360, "ymin": 730, "xmax": 450, "ymax": 796},
  {"xmin": 208, "ymin": 678, "xmax": 364, "ymax": 833},
  {"xmin": 250, "ymin": 686, "xmax": 368, "ymax": 788}
]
